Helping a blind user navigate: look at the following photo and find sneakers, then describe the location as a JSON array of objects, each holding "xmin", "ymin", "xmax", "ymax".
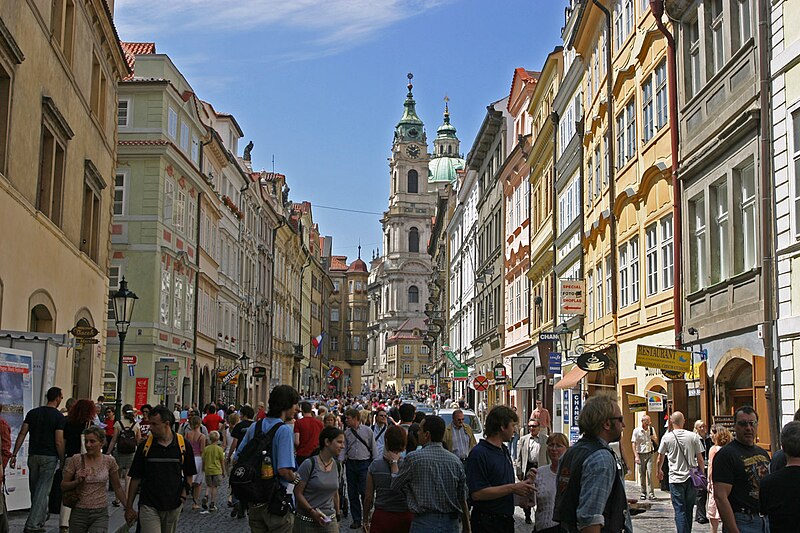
[
  {"xmin": 640, "ymin": 494, "xmax": 647, "ymax": 500},
  {"xmin": 648, "ymin": 494, "xmax": 656, "ymax": 501},
  {"xmin": 201, "ymin": 496, "xmax": 208, "ymax": 510},
  {"xmin": 209, "ymin": 503, "xmax": 217, "ymax": 512}
]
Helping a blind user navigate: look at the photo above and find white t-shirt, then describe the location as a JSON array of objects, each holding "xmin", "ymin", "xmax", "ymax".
[
  {"xmin": 535, "ymin": 466, "xmax": 559, "ymax": 530},
  {"xmin": 632, "ymin": 426, "xmax": 656, "ymax": 454},
  {"xmin": 658, "ymin": 429, "xmax": 703, "ymax": 483}
]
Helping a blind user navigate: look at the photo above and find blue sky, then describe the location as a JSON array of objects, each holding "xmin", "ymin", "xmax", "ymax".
[{"xmin": 114, "ymin": 0, "xmax": 565, "ymax": 259}]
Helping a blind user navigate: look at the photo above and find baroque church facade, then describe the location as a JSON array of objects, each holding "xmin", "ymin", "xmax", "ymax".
[{"xmin": 365, "ymin": 75, "xmax": 464, "ymax": 393}]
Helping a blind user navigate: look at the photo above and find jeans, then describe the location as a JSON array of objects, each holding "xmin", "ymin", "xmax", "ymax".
[
  {"xmin": 138, "ymin": 504, "xmax": 182, "ymax": 533},
  {"xmin": 723, "ymin": 512, "xmax": 770, "ymax": 533},
  {"xmin": 25, "ymin": 454, "xmax": 59, "ymax": 532},
  {"xmin": 695, "ymin": 487, "xmax": 708, "ymax": 521},
  {"xmin": 345, "ymin": 459, "xmax": 370, "ymax": 523},
  {"xmin": 409, "ymin": 512, "xmax": 461, "ymax": 533},
  {"xmin": 638, "ymin": 452, "xmax": 656, "ymax": 496},
  {"xmin": 669, "ymin": 479, "xmax": 697, "ymax": 533},
  {"xmin": 246, "ymin": 502, "xmax": 294, "ymax": 533}
]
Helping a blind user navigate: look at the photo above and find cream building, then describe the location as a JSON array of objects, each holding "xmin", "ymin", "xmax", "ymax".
[{"xmin": 0, "ymin": 1, "xmax": 128, "ymax": 401}]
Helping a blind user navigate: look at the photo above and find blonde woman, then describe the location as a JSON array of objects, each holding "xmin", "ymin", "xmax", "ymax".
[
  {"xmin": 184, "ymin": 415, "xmax": 207, "ymax": 509},
  {"xmin": 707, "ymin": 424, "xmax": 732, "ymax": 533},
  {"xmin": 535, "ymin": 433, "xmax": 570, "ymax": 533}
]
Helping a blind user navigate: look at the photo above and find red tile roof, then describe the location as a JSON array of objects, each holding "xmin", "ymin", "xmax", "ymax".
[
  {"xmin": 507, "ymin": 67, "xmax": 540, "ymax": 112},
  {"xmin": 120, "ymin": 42, "xmax": 156, "ymax": 80},
  {"xmin": 347, "ymin": 258, "xmax": 368, "ymax": 273},
  {"xmin": 329, "ymin": 255, "xmax": 349, "ymax": 272}
]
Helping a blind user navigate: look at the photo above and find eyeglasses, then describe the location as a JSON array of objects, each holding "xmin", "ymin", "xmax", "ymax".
[
  {"xmin": 528, "ymin": 424, "xmax": 539, "ymax": 428},
  {"xmin": 736, "ymin": 420, "xmax": 758, "ymax": 427}
]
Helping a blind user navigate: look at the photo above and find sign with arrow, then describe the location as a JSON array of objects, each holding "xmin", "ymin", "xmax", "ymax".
[{"xmin": 559, "ymin": 279, "xmax": 585, "ymax": 315}]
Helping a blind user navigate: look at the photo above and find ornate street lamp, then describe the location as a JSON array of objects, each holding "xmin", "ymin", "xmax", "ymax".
[
  {"xmin": 557, "ymin": 322, "xmax": 573, "ymax": 358},
  {"xmin": 112, "ymin": 277, "xmax": 138, "ymax": 421},
  {"xmin": 239, "ymin": 352, "xmax": 250, "ymax": 405}
]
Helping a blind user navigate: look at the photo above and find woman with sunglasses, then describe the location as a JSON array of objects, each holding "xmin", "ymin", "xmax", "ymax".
[{"xmin": 534, "ymin": 433, "xmax": 570, "ymax": 533}]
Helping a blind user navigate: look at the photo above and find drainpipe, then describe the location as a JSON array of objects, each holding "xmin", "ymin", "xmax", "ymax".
[
  {"xmin": 550, "ymin": 111, "xmax": 559, "ymax": 330},
  {"xmin": 756, "ymin": 0, "xmax": 779, "ymax": 451},
  {"xmin": 650, "ymin": 0, "xmax": 683, "ymax": 350},
  {"xmin": 592, "ymin": 0, "xmax": 619, "ymax": 329},
  {"xmin": 191, "ymin": 191, "xmax": 202, "ymax": 406}
]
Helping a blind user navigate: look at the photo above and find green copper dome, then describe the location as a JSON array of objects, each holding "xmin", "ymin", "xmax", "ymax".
[
  {"xmin": 436, "ymin": 102, "xmax": 457, "ymax": 139},
  {"xmin": 428, "ymin": 156, "xmax": 464, "ymax": 183},
  {"xmin": 395, "ymin": 73, "xmax": 425, "ymax": 143}
]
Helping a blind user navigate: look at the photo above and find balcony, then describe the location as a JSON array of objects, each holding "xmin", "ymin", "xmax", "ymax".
[{"xmin": 344, "ymin": 349, "xmax": 367, "ymax": 366}]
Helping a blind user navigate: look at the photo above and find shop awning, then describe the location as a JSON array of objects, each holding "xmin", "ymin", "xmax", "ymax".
[{"xmin": 554, "ymin": 366, "xmax": 587, "ymax": 390}]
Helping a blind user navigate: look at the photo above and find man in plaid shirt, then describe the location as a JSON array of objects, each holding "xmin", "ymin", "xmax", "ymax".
[{"xmin": 390, "ymin": 415, "xmax": 471, "ymax": 533}]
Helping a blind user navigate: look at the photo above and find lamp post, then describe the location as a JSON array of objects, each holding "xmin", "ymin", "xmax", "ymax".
[
  {"xmin": 112, "ymin": 277, "xmax": 138, "ymax": 422},
  {"xmin": 239, "ymin": 352, "xmax": 250, "ymax": 405},
  {"xmin": 557, "ymin": 322, "xmax": 573, "ymax": 358}
]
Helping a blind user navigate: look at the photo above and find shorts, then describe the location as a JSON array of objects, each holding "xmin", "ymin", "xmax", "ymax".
[
  {"xmin": 193, "ymin": 456, "xmax": 204, "ymax": 485},
  {"xmin": 205, "ymin": 474, "xmax": 221, "ymax": 487}
]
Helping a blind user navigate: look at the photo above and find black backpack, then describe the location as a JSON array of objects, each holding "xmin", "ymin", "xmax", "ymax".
[
  {"xmin": 230, "ymin": 421, "xmax": 283, "ymax": 504},
  {"xmin": 116, "ymin": 421, "xmax": 138, "ymax": 454}
]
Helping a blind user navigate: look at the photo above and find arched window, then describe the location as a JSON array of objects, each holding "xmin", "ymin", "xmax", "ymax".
[
  {"xmin": 30, "ymin": 304, "xmax": 54, "ymax": 333},
  {"xmin": 407, "ymin": 169, "xmax": 418, "ymax": 193},
  {"xmin": 408, "ymin": 285, "xmax": 419, "ymax": 304},
  {"xmin": 409, "ymin": 227, "xmax": 419, "ymax": 253}
]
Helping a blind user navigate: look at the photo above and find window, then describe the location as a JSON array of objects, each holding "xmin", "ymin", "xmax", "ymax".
[
  {"xmin": 330, "ymin": 336, "xmax": 338, "ymax": 351},
  {"xmin": 616, "ymin": 112, "xmax": 625, "ymax": 168},
  {"xmin": 185, "ymin": 279, "xmax": 194, "ymax": 333},
  {"xmin": 80, "ymin": 162, "xmax": 104, "ymax": 263},
  {"xmin": 168, "ymin": 107, "xmax": 177, "ymax": 138},
  {"xmin": 646, "ymin": 224, "xmax": 659, "ymax": 295},
  {"xmin": 160, "ymin": 269, "xmax": 171, "ymax": 325},
  {"xmin": 624, "ymin": 0, "xmax": 634, "ymax": 36},
  {"xmin": 118, "ymin": 99, "xmax": 130, "ymax": 127},
  {"xmin": 686, "ymin": 16, "xmax": 701, "ymax": 99},
  {"xmin": 620, "ymin": 244, "xmax": 629, "ymax": 307},
  {"xmin": 710, "ymin": 180, "xmax": 729, "ymax": 284},
  {"xmin": 164, "ymin": 178, "xmax": 174, "ymax": 224},
  {"xmin": 630, "ymin": 238, "xmax": 640, "ymax": 304},
  {"xmin": 614, "ymin": 0, "xmax": 624, "ymax": 50},
  {"xmin": 594, "ymin": 145, "xmax": 602, "ymax": 197},
  {"xmin": 108, "ymin": 266, "xmax": 121, "ymax": 320},
  {"xmin": 173, "ymin": 275, "xmax": 183, "ymax": 329},
  {"xmin": 51, "ymin": 0, "xmax": 75, "ymax": 63},
  {"xmin": 114, "ymin": 172, "xmax": 126, "ymax": 215},
  {"xmin": 38, "ymin": 99, "xmax": 72, "ymax": 226},
  {"xmin": 655, "ymin": 60, "xmax": 668, "ymax": 131},
  {"xmin": 642, "ymin": 77, "xmax": 654, "ymax": 143},
  {"xmin": 735, "ymin": 162, "xmax": 757, "ymax": 273},
  {"xmin": 174, "ymin": 188, "xmax": 186, "ymax": 233},
  {"xmin": 690, "ymin": 196, "xmax": 707, "ymax": 291},
  {"xmin": 180, "ymin": 122, "xmax": 189, "ymax": 151},
  {"xmin": 793, "ymin": 110, "xmax": 800, "ymax": 236},
  {"xmin": 403, "ymin": 345, "xmax": 412, "ymax": 354},
  {"xmin": 605, "ymin": 257, "xmax": 612, "ymax": 313},
  {"xmin": 661, "ymin": 215, "xmax": 674, "ymax": 288},
  {"xmin": 735, "ymin": 0, "xmax": 752, "ymax": 49},
  {"xmin": 353, "ymin": 336, "xmax": 361, "ymax": 351},
  {"xmin": 408, "ymin": 169, "xmax": 418, "ymax": 193},
  {"xmin": 409, "ymin": 227, "xmax": 420, "ymax": 253},
  {"xmin": 403, "ymin": 363, "xmax": 411, "ymax": 375},
  {"xmin": 187, "ymin": 195, "xmax": 196, "ymax": 239},
  {"xmin": 191, "ymin": 134, "xmax": 200, "ymax": 163},
  {"xmin": 709, "ymin": 0, "xmax": 725, "ymax": 76},
  {"xmin": 587, "ymin": 271, "xmax": 594, "ymax": 322},
  {"xmin": 408, "ymin": 285, "xmax": 419, "ymax": 304},
  {"xmin": 626, "ymin": 99, "xmax": 636, "ymax": 160},
  {"xmin": 596, "ymin": 262, "xmax": 604, "ymax": 318},
  {"xmin": 90, "ymin": 54, "xmax": 107, "ymax": 126}
]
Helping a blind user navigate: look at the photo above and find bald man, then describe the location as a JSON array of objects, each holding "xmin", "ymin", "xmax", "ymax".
[
  {"xmin": 632, "ymin": 414, "xmax": 659, "ymax": 500},
  {"xmin": 657, "ymin": 412, "xmax": 705, "ymax": 533}
]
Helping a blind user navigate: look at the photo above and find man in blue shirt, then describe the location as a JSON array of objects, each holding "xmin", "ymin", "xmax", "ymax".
[
  {"xmin": 236, "ymin": 385, "xmax": 300, "ymax": 533},
  {"xmin": 466, "ymin": 405, "xmax": 536, "ymax": 533}
]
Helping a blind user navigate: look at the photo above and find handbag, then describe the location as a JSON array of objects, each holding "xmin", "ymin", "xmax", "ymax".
[
  {"xmin": 675, "ymin": 434, "xmax": 707, "ymax": 490},
  {"xmin": 62, "ymin": 454, "xmax": 85, "ymax": 509}
]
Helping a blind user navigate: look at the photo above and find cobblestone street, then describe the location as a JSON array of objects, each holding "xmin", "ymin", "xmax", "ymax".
[{"xmin": 8, "ymin": 479, "xmax": 711, "ymax": 532}]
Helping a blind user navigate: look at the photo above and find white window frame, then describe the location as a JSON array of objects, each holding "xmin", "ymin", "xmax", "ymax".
[
  {"xmin": 587, "ymin": 271, "xmax": 594, "ymax": 322},
  {"xmin": 191, "ymin": 134, "xmax": 200, "ymax": 163},
  {"xmin": 174, "ymin": 187, "xmax": 186, "ymax": 233},
  {"xmin": 620, "ymin": 244, "xmax": 629, "ymax": 307},
  {"xmin": 791, "ymin": 107, "xmax": 800, "ymax": 237},
  {"xmin": 180, "ymin": 122, "xmax": 189, "ymax": 151},
  {"xmin": 642, "ymin": 75, "xmax": 654, "ymax": 144},
  {"xmin": 690, "ymin": 195, "xmax": 707, "ymax": 292},
  {"xmin": 709, "ymin": 0, "xmax": 725, "ymax": 76},
  {"xmin": 736, "ymin": 162, "xmax": 757, "ymax": 273},
  {"xmin": 160, "ymin": 268, "xmax": 171, "ymax": 325},
  {"xmin": 646, "ymin": 224, "xmax": 659, "ymax": 296},
  {"xmin": 711, "ymin": 179, "xmax": 729, "ymax": 284},
  {"xmin": 625, "ymin": 99, "xmax": 636, "ymax": 160},
  {"xmin": 655, "ymin": 60, "xmax": 668, "ymax": 130},
  {"xmin": 164, "ymin": 177, "xmax": 174, "ymax": 225},
  {"xmin": 629, "ymin": 238, "xmax": 640, "ymax": 304},
  {"xmin": 661, "ymin": 215, "xmax": 674, "ymax": 289},
  {"xmin": 168, "ymin": 107, "xmax": 178, "ymax": 139},
  {"xmin": 118, "ymin": 98, "xmax": 131, "ymax": 127},
  {"xmin": 114, "ymin": 170, "xmax": 126, "ymax": 215},
  {"xmin": 596, "ymin": 261, "xmax": 604, "ymax": 318}
]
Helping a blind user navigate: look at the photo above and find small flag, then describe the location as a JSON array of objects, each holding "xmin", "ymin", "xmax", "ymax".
[{"xmin": 312, "ymin": 333, "xmax": 324, "ymax": 355}]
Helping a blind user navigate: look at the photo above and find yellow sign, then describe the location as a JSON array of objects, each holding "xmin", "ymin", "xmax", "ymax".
[
  {"xmin": 626, "ymin": 393, "xmax": 647, "ymax": 412},
  {"xmin": 635, "ymin": 345, "xmax": 691, "ymax": 373}
]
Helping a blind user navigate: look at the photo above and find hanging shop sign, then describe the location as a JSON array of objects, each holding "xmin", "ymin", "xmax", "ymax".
[
  {"xmin": 251, "ymin": 366, "xmax": 266, "ymax": 379},
  {"xmin": 646, "ymin": 390, "xmax": 667, "ymax": 412},
  {"xmin": 493, "ymin": 363, "xmax": 507, "ymax": 383},
  {"xmin": 576, "ymin": 351, "xmax": 609, "ymax": 372},
  {"xmin": 327, "ymin": 366, "xmax": 343, "ymax": 382},
  {"xmin": 444, "ymin": 348, "xmax": 468, "ymax": 381},
  {"xmin": 220, "ymin": 367, "xmax": 241, "ymax": 385},
  {"xmin": 626, "ymin": 393, "xmax": 648, "ymax": 412},
  {"xmin": 70, "ymin": 325, "xmax": 99, "ymax": 338},
  {"xmin": 548, "ymin": 352, "xmax": 562, "ymax": 375},
  {"xmin": 635, "ymin": 345, "xmax": 692, "ymax": 373},
  {"xmin": 559, "ymin": 279, "xmax": 586, "ymax": 315},
  {"xmin": 662, "ymin": 369, "xmax": 685, "ymax": 380}
]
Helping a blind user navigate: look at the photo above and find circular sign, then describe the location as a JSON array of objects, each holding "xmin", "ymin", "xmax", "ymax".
[
  {"xmin": 473, "ymin": 375, "xmax": 489, "ymax": 392},
  {"xmin": 576, "ymin": 351, "xmax": 609, "ymax": 372},
  {"xmin": 661, "ymin": 369, "xmax": 685, "ymax": 380}
]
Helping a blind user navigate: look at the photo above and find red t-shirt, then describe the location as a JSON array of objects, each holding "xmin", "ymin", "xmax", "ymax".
[
  {"xmin": 294, "ymin": 415, "xmax": 323, "ymax": 457},
  {"xmin": 202, "ymin": 413, "xmax": 223, "ymax": 432}
]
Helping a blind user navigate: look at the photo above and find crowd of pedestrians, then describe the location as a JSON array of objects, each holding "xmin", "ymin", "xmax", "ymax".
[{"xmin": 4, "ymin": 384, "xmax": 800, "ymax": 533}]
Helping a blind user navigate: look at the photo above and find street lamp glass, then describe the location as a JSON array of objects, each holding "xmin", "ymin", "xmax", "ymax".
[
  {"xmin": 557, "ymin": 323, "xmax": 572, "ymax": 355},
  {"xmin": 113, "ymin": 277, "xmax": 138, "ymax": 335},
  {"xmin": 239, "ymin": 352, "xmax": 250, "ymax": 371}
]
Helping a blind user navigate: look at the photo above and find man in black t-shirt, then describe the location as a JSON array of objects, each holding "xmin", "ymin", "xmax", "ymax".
[
  {"xmin": 126, "ymin": 405, "xmax": 196, "ymax": 532},
  {"xmin": 10, "ymin": 386, "xmax": 64, "ymax": 533},
  {"xmin": 760, "ymin": 421, "xmax": 800, "ymax": 533},
  {"xmin": 712, "ymin": 406, "xmax": 771, "ymax": 533}
]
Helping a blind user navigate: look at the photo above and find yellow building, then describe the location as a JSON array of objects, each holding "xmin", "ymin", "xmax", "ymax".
[
  {"xmin": 0, "ymin": 2, "xmax": 128, "ymax": 400},
  {"xmin": 385, "ymin": 318, "xmax": 431, "ymax": 394},
  {"xmin": 574, "ymin": 0, "xmax": 675, "ymax": 465}
]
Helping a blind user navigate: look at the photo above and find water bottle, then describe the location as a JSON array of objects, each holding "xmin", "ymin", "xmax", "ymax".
[{"xmin": 261, "ymin": 452, "xmax": 274, "ymax": 479}]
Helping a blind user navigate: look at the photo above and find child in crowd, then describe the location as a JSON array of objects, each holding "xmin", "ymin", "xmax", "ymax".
[{"xmin": 201, "ymin": 430, "xmax": 225, "ymax": 511}]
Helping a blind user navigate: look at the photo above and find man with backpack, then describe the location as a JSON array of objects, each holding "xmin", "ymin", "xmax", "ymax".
[
  {"xmin": 344, "ymin": 407, "xmax": 379, "ymax": 530},
  {"xmin": 233, "ymin": 385, "xmax": 300, "ymax": 533},
  {"xmin": 125, "ymin": 405, "xmax": 196, "ymax": 533}
]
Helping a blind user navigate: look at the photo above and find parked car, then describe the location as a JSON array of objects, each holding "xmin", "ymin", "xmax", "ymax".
[{"xmin": 435, "ymin": 408, "xmax": 484, "ymax": 442}]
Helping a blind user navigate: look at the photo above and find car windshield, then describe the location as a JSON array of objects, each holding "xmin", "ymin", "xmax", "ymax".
[{"xmin": 438, "ymin": 412, "xmax": 483, "ymax": 434}]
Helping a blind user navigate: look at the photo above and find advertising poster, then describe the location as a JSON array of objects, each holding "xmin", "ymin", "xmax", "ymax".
[
  {"xmin": 0, "ymin": 347, "xmax": 34, "ymax": 511},
  {"xmin": 135, "ymin": 378, "xmax": 149, "ymax": 409}
]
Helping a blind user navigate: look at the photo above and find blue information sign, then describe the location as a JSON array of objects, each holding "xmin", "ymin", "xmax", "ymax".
[
  {"xmin": 548, "ymin": 352, "xmax": 562, "ymax": 374},
  {"xmin": 571, "ymin": 393, "xmax": 582, "ymax": 428}
]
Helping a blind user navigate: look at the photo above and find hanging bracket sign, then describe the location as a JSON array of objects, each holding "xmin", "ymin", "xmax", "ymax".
[{"xmin": 635, "ymin": 345, "xmax": 692, "ymax": 373}]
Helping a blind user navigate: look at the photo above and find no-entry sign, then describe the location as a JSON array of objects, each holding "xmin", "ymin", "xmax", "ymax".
[{"xmin": 473, "ymin": 375, "xmax": 489, "ymax": 392}]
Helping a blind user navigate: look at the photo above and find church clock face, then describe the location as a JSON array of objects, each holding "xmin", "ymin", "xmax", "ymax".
[{"xmin": 406, "ymin": 144, "xmax": 420, "ymax": 159}]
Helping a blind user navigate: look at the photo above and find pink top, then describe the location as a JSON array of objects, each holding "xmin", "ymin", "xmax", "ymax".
[
  {"xmin": 64, "ymin": 454, "xmax": 118, "ymax": 509},
  {"xmin": 185, "ymin": 430, "xmax": 206, "ymax": 457}
]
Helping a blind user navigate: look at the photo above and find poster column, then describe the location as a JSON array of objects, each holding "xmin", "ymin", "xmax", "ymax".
[{"xmin": 0, "ymin": 347, "xmax": 35, "ymax": 511}]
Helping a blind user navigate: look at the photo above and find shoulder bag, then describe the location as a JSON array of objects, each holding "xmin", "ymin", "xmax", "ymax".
[{"xmin": 62, "ymin": 454, "xmax": 85, "ymax": 508}]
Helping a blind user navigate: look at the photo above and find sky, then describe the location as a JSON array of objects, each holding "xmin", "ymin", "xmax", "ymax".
[{"xmin": 114, "ymin": 0, "xmax": 566, "ymax": 260}]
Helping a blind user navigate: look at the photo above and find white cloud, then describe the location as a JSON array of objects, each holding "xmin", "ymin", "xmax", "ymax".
[{"xmin": 115, "ymin": 0, "xmax": 450, "ymax": 60}]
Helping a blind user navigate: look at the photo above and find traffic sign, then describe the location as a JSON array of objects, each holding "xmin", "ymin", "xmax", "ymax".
[
  {"xmin": 122, "ymin": 355, "xmax": 137, "ymax": 365},
  {"xmin": 511, "ymin": 356, "xmax": 536, "ymax": 388},
  {"xmin": 473, "ymin": 375, "xmax": 489, "ymax": 392}
]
